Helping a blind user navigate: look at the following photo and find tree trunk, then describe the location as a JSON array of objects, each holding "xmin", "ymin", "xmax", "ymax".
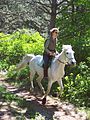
[{"xmin": 49, "ymin": 0, "xmax": 57, "ymax": 30}]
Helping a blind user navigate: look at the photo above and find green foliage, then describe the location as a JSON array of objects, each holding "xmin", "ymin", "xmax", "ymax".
[
  {"xmin": 56, "ymin": 0, "xmax": 90, "ymax": 63},
  {"xmin": 7, "ymin": 65, "xmax": 31, "ymax": 90},
  {"xmin": 0, "ymin": 85, "xmax": 22, "ymax": 102},
  {"xmin": 55, "ymin": 0, "xmax": 90, "ymax": 107},
  {"xmin": 62, "ymin": 62, "xmax": 90, "ymax": 107},
  {"xmin": 0, "ymin": 29, "xmax": 44, "ymax": 70},
  {"xmin": 7, "ymin": 65, "xmax": 17, "ymax": 78}
]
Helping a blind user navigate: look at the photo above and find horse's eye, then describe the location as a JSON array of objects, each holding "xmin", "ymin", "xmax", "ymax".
[{"xmin": 66, "ymin": 52, "xmax": 68, "ymax": 54}]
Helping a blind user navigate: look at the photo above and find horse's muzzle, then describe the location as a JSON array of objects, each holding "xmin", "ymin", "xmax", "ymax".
[
  {"xmin": 67, "ymin": 61, "xmax": 76, "ymax": 66},
  {"xmin": 71, "ymin": 61, "xmax": 76, "ymax": 66}
]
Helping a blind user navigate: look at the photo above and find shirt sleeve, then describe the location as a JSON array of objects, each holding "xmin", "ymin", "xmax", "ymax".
[{"xmin": 44, "ymin": 39, "xmax": 50, "ymax": 53}]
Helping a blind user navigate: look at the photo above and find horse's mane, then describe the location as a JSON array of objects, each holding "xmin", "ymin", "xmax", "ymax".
[{"xmin": 53, "ymin": 45, "xmax": 72, "ymax": 62}]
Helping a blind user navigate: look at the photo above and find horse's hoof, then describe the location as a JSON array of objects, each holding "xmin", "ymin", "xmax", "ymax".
[
  {"xmin": 30, "ymin": 88, "xmax": 34, "ymax": 93},
  {"xmin": 52, "ymin": 92, "xmax": 58, "ymax": 97},
  {"xmin": 42, "ymin": 97, "xmax": 46, "ymax": 105}
]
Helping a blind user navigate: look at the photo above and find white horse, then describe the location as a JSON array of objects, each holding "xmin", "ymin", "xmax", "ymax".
[{"xmin": 16, "ymin": 45, "xmax": 76, "ymax": 104}]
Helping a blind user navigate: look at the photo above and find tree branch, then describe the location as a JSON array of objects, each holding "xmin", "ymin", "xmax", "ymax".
[
  {"xmin": 34, "ymin": 0, "xmax": 51, "ymax": 14},
  {"xmin": 57, "ymin": 0, "xmax": 69, "ymax": 7},
  {"xmin": 48, "ymin": 0, "xmax": 52, "ymax": 5},
  {"xmin": 44, "ymin": 17, "xmax": 50, "ymax": 22},
  {"xmin": 39, "ymin": 6, "xmax": 51, "ymax": 14},
  {"xmin": 35, "ymin": 0, "xmax": 50, "ymax": 8},
  {"xmin": 56, "ymin": 4, "xmax": 70, "ymax": 14}
]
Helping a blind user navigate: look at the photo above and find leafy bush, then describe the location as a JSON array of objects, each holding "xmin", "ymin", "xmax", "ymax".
[
  {"xmin": 0, "ymin": 85, "xmax": 22, "ymax": 102},
  {"xmin": 62, "ymin": 62, "xmax": 90, "ymax": 107},
  {"xmin": 0, "ymin": 29, "xmax": 44, "ymax": 70}
]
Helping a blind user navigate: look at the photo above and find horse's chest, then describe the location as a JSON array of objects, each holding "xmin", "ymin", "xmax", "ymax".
[{"xmin": 50, "ymin": 65, "xmax": 65, "ymax": 80}]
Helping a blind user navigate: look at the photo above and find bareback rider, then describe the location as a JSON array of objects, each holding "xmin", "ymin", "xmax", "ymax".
[{"xmin": 43, "ymin": 28, "xmax": 59, "ymax": 80}]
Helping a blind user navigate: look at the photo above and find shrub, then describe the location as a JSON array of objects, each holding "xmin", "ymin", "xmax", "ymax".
[
  {"xmin": 0, "ymin": 29, "xmax": 44, "ymax": 70},
  {"xmin": 62, "ymin": 62, "xmax": 90, "ymax": 107}
]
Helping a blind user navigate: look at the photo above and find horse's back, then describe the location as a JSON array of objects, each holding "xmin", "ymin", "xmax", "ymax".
[
  {"xmin": 30, "ymin": 55, "xmax": 43, "ymax": 66},
  {"xmin": 34, "ymin": 55, "xmax": 42, "ymax": 62}
]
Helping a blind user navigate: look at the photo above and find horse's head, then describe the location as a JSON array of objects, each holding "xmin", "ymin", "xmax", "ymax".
[{"xmin": 62, "ymin": 45, "xmax": 76, "ymax": 65}]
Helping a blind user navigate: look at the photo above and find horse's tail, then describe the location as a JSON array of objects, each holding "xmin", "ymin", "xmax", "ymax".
[{"xmin": 16, "ymin": 54, "xmax": 35, "ymax": 70}]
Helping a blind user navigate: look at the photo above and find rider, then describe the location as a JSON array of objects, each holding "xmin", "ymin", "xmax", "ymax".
[{"xmin": 43, "ymin": 28, "xmax": 59, "ymax": 80}]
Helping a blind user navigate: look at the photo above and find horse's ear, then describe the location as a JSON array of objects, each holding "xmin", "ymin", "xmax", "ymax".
[
  {"xmin": 69, "ymin": 45, "xmax": 72, "ymax": 49},
  {"xmin": 62, "ymin": 45, "xmax": 72, "ymax": 50},
  {"xmin": 62, "ymin": 45, "xmax": 66, "ymax": 50}
]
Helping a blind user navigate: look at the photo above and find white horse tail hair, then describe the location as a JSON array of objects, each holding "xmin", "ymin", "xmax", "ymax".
[{"xmin": 16, "ymin": 54, "xmax": 35, "ymax": 70}]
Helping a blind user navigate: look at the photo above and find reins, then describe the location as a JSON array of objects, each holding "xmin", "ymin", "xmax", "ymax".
[
  {"xmin": 54, "ymin": 53, "xmax": 66, "ymax": 65},
  {"xmin": 57, "ymin": 59, "xmax": 66, "ymax": 64},
  {"xmin": 54, "ymin": 48, "xmax": 74, "ymax": 65}
]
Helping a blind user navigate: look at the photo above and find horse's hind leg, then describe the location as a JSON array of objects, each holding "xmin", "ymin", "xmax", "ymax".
[
  {"xmin": 29, "ymin": 70, "xmax": 35, "ymax": 91},
  {"xmin": 37, "ymin": 77, "xmax": 45, "ymax": 94}
]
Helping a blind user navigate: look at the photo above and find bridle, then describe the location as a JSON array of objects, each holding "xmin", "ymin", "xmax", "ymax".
[
  {"xmin": 57, "ymin": 59, "xmax": 66, "ymax": 65},
  {"xmin": 57, "ymin": 51, "xmax": 74, "ymax": 65}
]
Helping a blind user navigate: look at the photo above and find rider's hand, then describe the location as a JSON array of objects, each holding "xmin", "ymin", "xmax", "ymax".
[
  {"xmin": 49, "ymin": 52, "xmax": 56, "ymax": 56},
  {"xmin": 56, "ymin": 51, "xmax": 59, "ymax": 55}
]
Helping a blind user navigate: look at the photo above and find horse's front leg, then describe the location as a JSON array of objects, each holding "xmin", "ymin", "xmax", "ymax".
[
  {"xmin": 57, "ymin": 79, "xmax": 64, "ymax": 96},
  {"xmin": 42, "ymin": 80, "xmax": 53, "ymax": 105}
]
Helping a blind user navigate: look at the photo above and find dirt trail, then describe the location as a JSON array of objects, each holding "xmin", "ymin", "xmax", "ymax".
[{"xmin": 0, "ymin": 76, "xmax": 87, "ymax": 120}]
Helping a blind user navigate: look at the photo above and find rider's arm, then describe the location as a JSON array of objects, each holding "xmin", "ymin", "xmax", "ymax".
[{"xmin": 44, "ymin": 39, "xmax": 51, "ymax": 54}]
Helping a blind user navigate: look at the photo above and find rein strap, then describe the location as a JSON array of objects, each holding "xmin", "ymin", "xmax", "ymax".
[{"xmin": 57, "ymin": 59, "xmax": 66, "ymax": 64}]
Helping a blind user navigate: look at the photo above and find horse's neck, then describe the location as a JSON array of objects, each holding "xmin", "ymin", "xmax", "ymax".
[
  {"xmin": 51, "ymin": 52, "xmax": 65, "ymax": 77},
  {"xmin": 59, "ymin": 51, "xmax": 66, "ymax": 62},
  {"xmin": 53, "ymin": 51, "xmax": 66, "ymax": 69}
]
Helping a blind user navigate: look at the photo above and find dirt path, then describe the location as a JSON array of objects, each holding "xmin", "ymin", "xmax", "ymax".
[{"xmin": 0, "ymin": 76, "xmax": 87, "ymax": 120}]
